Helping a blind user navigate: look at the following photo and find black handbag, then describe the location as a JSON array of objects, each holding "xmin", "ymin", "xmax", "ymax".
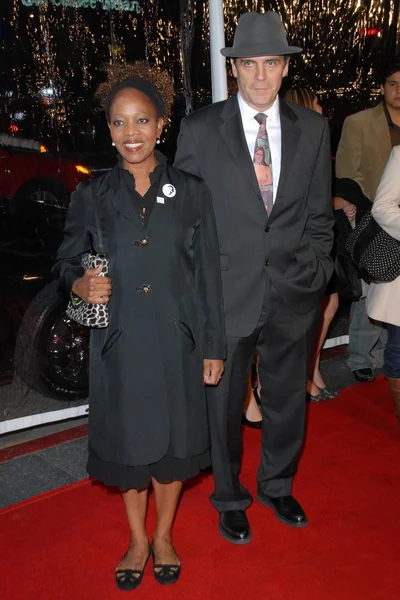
[
  {"xmin": 65, "ymin": 186, "xmax": 109, "ymax": 328},
  {"xmin": 345, "ymin": 209, "xmax": 400, "ymax": 283}
]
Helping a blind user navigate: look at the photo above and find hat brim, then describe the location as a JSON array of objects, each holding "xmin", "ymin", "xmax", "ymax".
[{"xmin": 221, "ymin": 45, "xmax": 302, "ymax": 57}]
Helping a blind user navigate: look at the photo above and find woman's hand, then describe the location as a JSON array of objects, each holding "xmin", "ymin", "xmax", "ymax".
[
  {"xmin": 72, "ymin": 265, "xmax": 112, "ymax": 304},
  {"xmin": 203, "ymin": 359, "xmax": 224, "ymax": 386},
  {"xmin": 333, "ymin": 196, "xmax": 357, "ymax": 222},
  {"xmin": 342, "ymin": 201, "xmax": 357, "ymax": 222}
]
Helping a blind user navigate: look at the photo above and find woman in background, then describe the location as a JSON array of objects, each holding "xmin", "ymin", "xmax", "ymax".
[{"xmin": 367, "ymin": 146, "xmax": 400, "ymax": 426}]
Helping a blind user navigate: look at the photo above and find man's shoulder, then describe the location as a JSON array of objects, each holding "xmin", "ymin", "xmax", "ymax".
[
  {"xmin": 282, "ymin": 100, "xmax": 326, "ymax": 132},
  {"xmin": 182, "ymin": 99, "xmax": 230, "ymax": 127},
  {"xmin": 283, "ymin": 100, "xmax": 324, "ymax": 121},
  {"xmin": 343, "ymin": 103, "xmax": 383, "ymax": 125},
  {"xmin": 168, "ymin": 163, "xmax": 206, "ymax": 188}
]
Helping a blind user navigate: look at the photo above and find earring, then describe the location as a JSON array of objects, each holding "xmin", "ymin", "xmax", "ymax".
[
  {"xmin": 156, "ymin": 139, "xmax": 161, "ymax": 145},
  {"xmin": 112, "ymin": 142, "xmax": 115, "ymax": 147}
]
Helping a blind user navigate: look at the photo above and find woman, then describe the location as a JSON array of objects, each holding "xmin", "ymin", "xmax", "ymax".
[
  {"xmin": 366, "ymin": 146, "xmax": 400, "ymax": 426},
  {"xmin": 284, "ymin": 87, "xmax": 339, "ymax": 400},
  {"xmin": 53, "ymin": 67, "xmax": 226, "ymax": 589}
]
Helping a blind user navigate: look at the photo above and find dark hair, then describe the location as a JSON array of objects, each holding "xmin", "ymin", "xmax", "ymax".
[
  {"xmin": 284, "ymin": 87, "xmax": 316, "ymax": 110},
  {"xmin": 96, "ymin": 61, "xmax": 174, "ymax": 120},
  {"xmin": 381, "ymin": 56, "xmax": 400, "ymax": 85},
  {"xmin": 104, "ymin": 78, "xmax": 165, "ymax": 122}
]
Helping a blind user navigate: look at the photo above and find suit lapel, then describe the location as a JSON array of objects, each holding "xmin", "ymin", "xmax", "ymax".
[
  {"xmin": 218, "ymin": 96, "xmax": 261, "ymax": 199},
  {"xmin": 275, "ymin": 100, "xmax": 301, "ymax": 201}
]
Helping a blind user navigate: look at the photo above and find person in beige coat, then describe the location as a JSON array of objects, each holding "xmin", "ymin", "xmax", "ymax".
[
  {"xmin": 335, "ymin": 58, "xmax": 400, "ymax": 383},
  {"xmin": 366, "ymin": 146, "xmax": 400, "ymax": 426}
]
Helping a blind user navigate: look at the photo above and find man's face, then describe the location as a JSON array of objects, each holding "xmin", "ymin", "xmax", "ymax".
[
  {"xmin": 231, "ymin": 56, "xmax": 289, "ymax": 111},
  {"xmin": 381, "ymin": 71, "xmax": 400, "ymax": 110}
]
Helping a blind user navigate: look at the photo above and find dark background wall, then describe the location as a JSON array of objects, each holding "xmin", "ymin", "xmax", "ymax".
[{"xmin": 0, "ymin": 1, "xmax": 399, "ymax": 158}]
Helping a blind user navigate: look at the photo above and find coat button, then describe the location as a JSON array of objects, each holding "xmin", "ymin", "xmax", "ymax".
[
  {"xmin": 265, "ymin": 226, "xmax": 270, "ymax": 233},
  {"xmin": 137, "ymin": 284, "xmax": 151, "ymax": 294},
  {"xmin": 135, "ymin": 237, "xmax": 149, "ymax": 246},
  {"xmin": 265, "ymin": 260, "xmax": 269, "ymax": 267}
]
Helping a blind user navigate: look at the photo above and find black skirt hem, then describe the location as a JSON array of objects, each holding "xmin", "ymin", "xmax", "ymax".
[{"xmin": 87, "ymin": 450, "xmax": 210, "ymax": 492}]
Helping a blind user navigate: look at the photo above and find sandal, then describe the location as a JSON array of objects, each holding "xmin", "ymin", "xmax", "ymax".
[
  {"xmin": 115, "ymin": 544, "xmax": 151, "ymax": 591},
  {"xmin": 152, "ymin": 547, "xmax": 181, "ymax": 585}
]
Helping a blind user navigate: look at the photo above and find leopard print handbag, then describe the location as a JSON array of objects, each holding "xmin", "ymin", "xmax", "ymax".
[{"xmin": 65, "ymin": 186, "xmax": 110, "ymax": 328}]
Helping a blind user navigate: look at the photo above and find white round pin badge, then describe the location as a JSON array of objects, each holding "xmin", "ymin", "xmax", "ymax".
[{"xmin": 162, "ymin": 184, "xmax": 176, "ymax": 198}]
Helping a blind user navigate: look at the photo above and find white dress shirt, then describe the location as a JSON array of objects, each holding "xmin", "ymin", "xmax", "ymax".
[{"xmin": 238, "ymin": 93, "xmax": 282, "ymax": 203}]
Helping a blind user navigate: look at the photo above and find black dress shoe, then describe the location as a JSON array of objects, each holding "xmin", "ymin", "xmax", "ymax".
[
  {"xmin": 257, "ymin": 493, "xmax": 308, "ymax": 528},
  {"xmin": 219, "ymin": 510, "xmax": 252, "ymax": 544},
  {"xmin": 353, "ymin": 368, "xmax": 375, "ymax": 383},
  {"xmin": 242, "ymin": 414, "xmax": 262, "ymax": 429}
]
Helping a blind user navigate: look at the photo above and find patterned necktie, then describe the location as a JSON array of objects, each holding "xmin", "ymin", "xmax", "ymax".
[{"xmin": 253, "ymin": 113, "xmax": 273, "ymax": 215}]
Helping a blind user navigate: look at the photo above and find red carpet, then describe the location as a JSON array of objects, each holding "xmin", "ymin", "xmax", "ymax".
[{"xmin": 1, "ymin": 377, "xmax": 399, "ymax": 600}]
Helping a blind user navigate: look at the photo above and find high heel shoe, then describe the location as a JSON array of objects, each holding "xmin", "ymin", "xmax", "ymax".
[
  {"xmin": 319, "ymin": 387, "xmax": 339, "ymax": 399},
  {"xmin": 115, "ymin": 544, "xmax": 151, "ymax": 591},
  {"xmin": 242, "ymin": 414, "xmax": 262, "ymax": 429},
  {"xmin": 151, "ymin": 547, "xmax": 181, "ymax": 585}
]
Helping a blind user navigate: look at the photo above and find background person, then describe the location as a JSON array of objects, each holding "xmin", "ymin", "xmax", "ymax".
[
  {"xmin": 366, "ymin": 146, "xmax": 400, "ymax": 426},
  {"xmin": 334, "ymin": 58, "xmax": 400, "ymax": 383},
  {"xmin": 53, "ymin": 67, "xmax": 225, "ymax": 589}
]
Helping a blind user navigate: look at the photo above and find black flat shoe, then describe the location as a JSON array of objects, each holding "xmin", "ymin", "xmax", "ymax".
[
  {"xmin": 219, "ymin": 510, "xmax": 252, "ymax": 544},
  {"xmin": 257, "ymin": 492, "xmax": 308, "ymax": 528},
  {"xmin": 242, "ymin": 414, "xmax": 262, "ymax": 429},
  {"xmin": 115, "ymin": 544, "xmax": 151, "ymax": 591},
  {"xmin": 353, "ymin": 368, "xmax": 375, "ymax": 383},
  {"xmin": 151, "ymin": 548, "xmax": 181, "ymax": 585}
]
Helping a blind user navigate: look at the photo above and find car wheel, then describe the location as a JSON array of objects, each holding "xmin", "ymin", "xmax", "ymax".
[{"xmin": 14, "ymin": 280, "xmax": 89, "ymax": 401}]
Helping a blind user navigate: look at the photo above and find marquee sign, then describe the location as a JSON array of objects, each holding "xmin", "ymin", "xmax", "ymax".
[{"xmin": 21, "ymin": 0, "xmax": 142, "ymax": 13}]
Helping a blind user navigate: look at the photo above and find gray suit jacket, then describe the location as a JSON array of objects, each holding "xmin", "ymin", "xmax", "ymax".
[{"xmin": 175, "ymin": 95, "xmax": 334, "ymax": 337}]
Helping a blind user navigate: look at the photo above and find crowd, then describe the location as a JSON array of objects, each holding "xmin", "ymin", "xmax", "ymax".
[{"xmin": 54, "ymin": 10, "xmax": 400, "ymax": 591}]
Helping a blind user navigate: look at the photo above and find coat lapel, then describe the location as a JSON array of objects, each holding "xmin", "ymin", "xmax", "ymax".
[
  {"xmin": 275, "ymin": 100, "xmax": 301, "ymax": 201},
  {"xmin": 108, "ymin": 165, "xmax": 144, "ymax": 228},
  {"xmin": 218, "ymin": 96, "xmax": 261, "ymax": 199}
]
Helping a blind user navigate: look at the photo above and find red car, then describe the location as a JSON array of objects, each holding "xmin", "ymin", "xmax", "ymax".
[
  {"xmin": 0, "ymin": 134, "xmax": 90, "ymax": 216},
  {"xmin": 0, "ymin": 134, "xmax": 92, "ymax": 401}
]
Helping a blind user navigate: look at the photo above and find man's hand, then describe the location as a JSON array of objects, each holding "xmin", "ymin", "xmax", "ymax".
[
  {"xmin": 203, "ymin": 359, "xmax": 224, "ymax": 386},
  {"xmin": 72, "ymin": 265, "xmax": 112, "ymax": 304}
]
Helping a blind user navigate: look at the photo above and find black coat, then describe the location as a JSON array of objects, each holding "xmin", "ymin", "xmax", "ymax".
[
  {"xmin": 53, "ymin": 159, "xmax": 226, "ymax": 466},
  {"xmin": 175, "ymin": 96, "xmax": 334, "ymax": 336}
]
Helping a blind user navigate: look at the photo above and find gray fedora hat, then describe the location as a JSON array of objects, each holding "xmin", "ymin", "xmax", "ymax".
[{"xmin": 221, "ymin": 12, "xmax": 302, "ymax": 58}]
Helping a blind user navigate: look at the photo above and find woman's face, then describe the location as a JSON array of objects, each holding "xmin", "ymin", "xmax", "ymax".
[
  {"xmin": 254, "ymin": 147, "xmax": 264, "ymax": 164},
  {"xmin": 108, "ymin": 88, "xmax": 163, "ymax": 169},
  {"xmin": 312, "ymin": 96, "xmax": 323, "ymax": 115}
]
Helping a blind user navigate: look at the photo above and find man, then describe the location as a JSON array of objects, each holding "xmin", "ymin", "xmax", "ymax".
[
  {"xmin": 335, "ymin": 59, "xmax": 400, "ymax": 382},
  {"xmin": 175, "ymin": 12, "xmax": 333, "ymax": 544}
]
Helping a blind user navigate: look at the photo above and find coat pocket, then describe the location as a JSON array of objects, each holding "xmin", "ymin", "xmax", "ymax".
[
  {"xmin": 174, "ymin": 319, "xmax": 196, "ymax": 349},
  {"xmin": 101, "ymin": 328, "xmax": 123, "ymax": 357},
  {"xmin": 295, "ymin": 245, "xmax": 317, "ymax": 266}
]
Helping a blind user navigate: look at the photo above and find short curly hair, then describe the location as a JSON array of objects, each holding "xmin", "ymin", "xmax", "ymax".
[{"xmin": 96, "ymin": 61, "xmax": 174, "ymax": 120}]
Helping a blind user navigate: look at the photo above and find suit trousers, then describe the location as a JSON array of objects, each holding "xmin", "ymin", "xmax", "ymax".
[{"xmin": 206, "ymin": 276, "xmax": 320, "ymax": 512}]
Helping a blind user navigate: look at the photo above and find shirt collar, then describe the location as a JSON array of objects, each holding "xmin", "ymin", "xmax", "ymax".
[{"xmin": 237, "ymin": 92, "xmax": 280, "ymax": 124}]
